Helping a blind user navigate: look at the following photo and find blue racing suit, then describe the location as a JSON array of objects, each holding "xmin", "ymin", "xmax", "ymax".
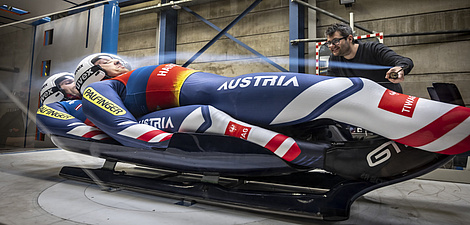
[
  {"xmin": 38, "ymin": 99, "xmax": 319, "ymax": 166},
  {"xmin": 81, "ymin": 64, "xmax": 470, "ymax": 156},
  {"xmin": 36, "ymin": 100, "xmax": 112, "ymax": 141}
]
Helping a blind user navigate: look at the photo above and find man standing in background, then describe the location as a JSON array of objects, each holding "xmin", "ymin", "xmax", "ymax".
[{"xmin": 325, "ymin": 23, "xmax": 414, "ymax": 93}]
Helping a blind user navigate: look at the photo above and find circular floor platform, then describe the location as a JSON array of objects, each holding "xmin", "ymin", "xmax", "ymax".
[
  {"xmin": 2, "ymin": 149, "xmax": 470, "ymax": 225},
  {"xmin": 38, "ymin": 180, "xmax": 278, "ymax": 225}
]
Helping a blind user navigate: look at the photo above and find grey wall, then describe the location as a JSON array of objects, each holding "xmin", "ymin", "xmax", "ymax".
[
  {"xmin": 0, "ymin": 28, "xmax": 34, "ymax": 147},
  {"xmin": 0, "ymin": 28, "xmax": 33, "ymax": 112},
  {"xmin": 118, "ymin": 0, "xmax": 469, "ymax": 104},
  {"xmin": 119, "ymin": 1, "xmax": 160, "ymax": 68}
]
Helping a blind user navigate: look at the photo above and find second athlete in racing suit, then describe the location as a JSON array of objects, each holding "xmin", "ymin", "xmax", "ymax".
[
  {"xmin": 37, "ymin": 72, "xmax": 112, "ymax": 142},
  {"xmin": 39, "ymin": 100, "xmax": 307, "ymax": 162},
  {"xmin": 76, "ymin": 58, "xmax": 470, "ymax": 165},
  {"xmin": 39, "ymin": 99, "xmax": 318, "ymax": 164}
]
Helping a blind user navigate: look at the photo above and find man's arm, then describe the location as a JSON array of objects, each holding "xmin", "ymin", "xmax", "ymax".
[
  {"xmin": 371, "ymin": 42, "xmax": 414, "ymax": 72},
  {"xmin": 371, "ymin": 42, "xmax": 414, "ymax": 83}
]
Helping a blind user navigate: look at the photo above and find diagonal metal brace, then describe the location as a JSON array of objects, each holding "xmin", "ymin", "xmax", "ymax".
[
  {"xmin": 182, "ymin": 5, "xmax": 288, "ymax": 72},
  {"xmin": 182, "ymin": 0, "xmax": 263, "ymax": 67}
]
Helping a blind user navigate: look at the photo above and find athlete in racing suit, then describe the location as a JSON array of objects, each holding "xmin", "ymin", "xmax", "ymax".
[
  {"xmin": 37, "ymin": 72, "xmax": 112, "ymax": 142},
  {"xmin": 38, "ymin": 66, "xmax": 323, "ymax": 167},
  {"xmin": 74, "ymin": 54, "xmax": 470, "ymax": 163},
  {"xmin": 39, "ymin": 100, "xmax": 319, "ymax": 164}
]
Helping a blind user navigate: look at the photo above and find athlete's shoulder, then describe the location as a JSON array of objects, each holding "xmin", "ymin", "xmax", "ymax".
[
  {"xmin": 110, "ymin": 65, "xmax": 159, "ymax": 84},
  {"xmin": 58, "ymin": 100, "xmax": 82, "ymax": 110},
  {"xmin": 87, "ymin": 79, "xmax": 122, "ymax": 88}
]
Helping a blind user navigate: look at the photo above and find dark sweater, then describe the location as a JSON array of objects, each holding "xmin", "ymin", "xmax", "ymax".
[{"xmin": 327, "ymin": 41, "xmax": 413, "ymax": 93}]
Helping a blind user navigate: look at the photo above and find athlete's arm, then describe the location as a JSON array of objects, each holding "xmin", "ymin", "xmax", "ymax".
[
  {"xmin": 36, "ymin": 101, "xmax": 111, "ymax": 141},
  {"xmin": 81, "ymin": 80, "xmax": 172, "ymax": 149}
]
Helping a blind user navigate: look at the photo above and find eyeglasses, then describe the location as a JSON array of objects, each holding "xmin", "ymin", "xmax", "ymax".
[{"xmin": 324, "ymin": 37, "xmax": 348, "ymax": 46}]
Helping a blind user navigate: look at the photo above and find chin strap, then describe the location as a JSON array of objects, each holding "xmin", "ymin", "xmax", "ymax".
[
  {"xmin": 96, "ymin": 65, "xmax": 113, "ymax": 80},
  {"xmin": 76, "ymin": 65, "xmax": 108, "ymax": 93}
]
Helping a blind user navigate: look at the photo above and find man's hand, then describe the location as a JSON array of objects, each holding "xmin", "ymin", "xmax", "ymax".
[{"xmin": 385, "ymin": 66, "xmax": 405, "ymax": 83}]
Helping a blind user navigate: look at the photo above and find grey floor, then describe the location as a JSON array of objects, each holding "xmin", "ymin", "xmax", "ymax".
[{"xmin": 1, "ymin": 148, "xmax": 470, "ymax": 225}]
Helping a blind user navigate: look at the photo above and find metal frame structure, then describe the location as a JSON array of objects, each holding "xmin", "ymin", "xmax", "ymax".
[
  {"xmin": 151, "ymin": 0, "xmax": 370, "ymax": 73},
  {"xmin": 158, "ymin": 0, "xmax": 178, "ymax": 64},
  {"xmin": 89, "ymin": 0, "xmax": 355, "ymax": 73},
  {"xmin": 101, "ymin": 0, "xmax": 120, "ymax": 54},
  {"xmin": 289, "ymin": 0, "xmax": 305, "ymax": 73},
  {"xmin": 181, "ymin": 0, "xmax": 262, "ymax": 67},
  {"xmin": 15, "ymin": 0, "xmax": 470, "ymax": 79},
  {"xmin": 155, "ymin": 0, "xmax": 303, "ymax": 72},
  {"xmin": 180, "ymin": 3, "xmax": 288, "ymax": 72}
]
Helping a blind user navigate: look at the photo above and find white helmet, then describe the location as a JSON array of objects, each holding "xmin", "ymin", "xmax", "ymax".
[
  {"xmin": 74, "ymin": 53, "xmax": 131, "ymax": 94},
  {"xmin": 40, "ymin": 72, "xmax": 75, "ymax": 104}
]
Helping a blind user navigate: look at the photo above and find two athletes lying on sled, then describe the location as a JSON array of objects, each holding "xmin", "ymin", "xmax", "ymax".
[{"xmin": 37, "ymin": 53, "xmax": 470, "ymax": 172}]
